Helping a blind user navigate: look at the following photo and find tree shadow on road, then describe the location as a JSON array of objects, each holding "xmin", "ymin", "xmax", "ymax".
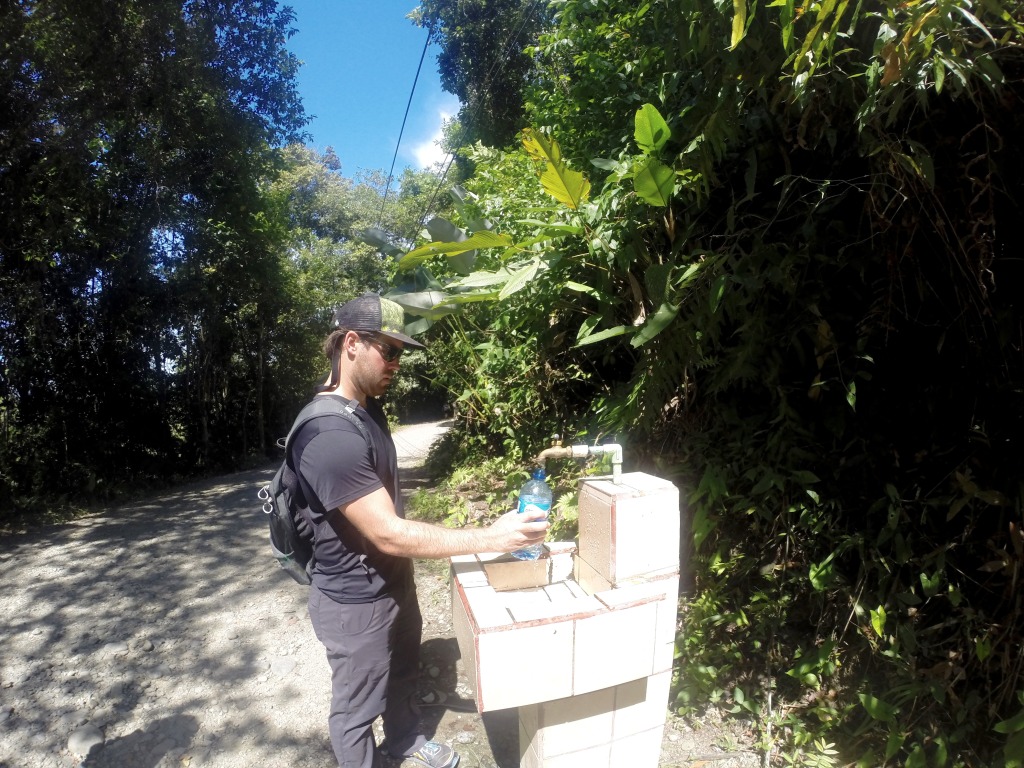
[{"xmin": 81, "ymin": 714, "xmax": 198, "ymax": 767}]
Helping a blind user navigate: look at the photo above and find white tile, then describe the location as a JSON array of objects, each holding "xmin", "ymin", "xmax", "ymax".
[
  {"xmin": 476, "ymin": 621, "xmax": 574, "ymax": 710},
  {"xmin": 578, "ymin": 473, "xmax": 681, "ymax": 584},
  {"xmin": 450, "ymin": 559, "xmax": 489, "ymax": 588},
  {"xmin": 565, "ymin": 579, "xmax": 591, "ymax": 600},
  {"xmin": 616, "ymin": 571, "xmax": 680, "ymax": 595},
  {"xmin": 618, "ymin": 473, "xmax": 676, "ymax": 494},
  {"xmin": 520, "ymin": 729, "xmax": 543, "ymax": 768},
  {"xmin": 578, "ymin": 483, "xmax": 614, "ymax": 582},
  {"xmin": 535, "ymin": 685, "xmax": 615, "ymax": 757},
  {"xmin": 544, "ymin": 743, "xmax": 611, "ymax": 768},
  {"xmin": 609, "ymin": 726, "xmax": 664, "ymax": 767},
  {"xmin": 543, "ymin": 581, "xmax": 575, "ymax": 602},
  {"xmin": 499, "ymin": 587, "xmax": 551, "ymax": 614},
  {"xmin": 450, "ymin": 580, "xmax": 478, "ymax": 697},
  {"xmin": 615, "ymin": 564, "xmax": 682, "ymax": 587},
  {"xmin": 519, "ymin": 704, "xmax": 540, "ymax": 766},
  {"xmin": 593, "ymin": 584, "xmax": 662, "ymax": 611},
  {"xmin": 545, "ymin": 540, "xmax": 578, "ymax": 556},
  {"xmin": 582, "ymin": 477, "xmax": 621, "ymax": 496},
  {"xmin": 476, "ymin": 551, "xmax": 508, "ymax": 561},
  {"xmin": 653, "ymin": 577, "xmax": 680, "ymax": 674},
  {"xmin": 462, "ymin": 585, "xmax": 514, "ymax": 630},
  {"xmin": 508, "ymin": 594, "xmax": 604, "ymax": 624},
  {"xmin": 519, "ymin": 701, "xmax": 540, "ymax": 736},
  {"xmin": 574, "ymin": 556, "xmax": 612, "ymax": 595},
  {"xmin": 611, "ymin": 489, "xmax": 679, "ymax": 581},
  {"xmin": 549, "ymin": 551, "xmax": 575, "ymax": 584},
  {"xmin": 652, "ymin": 637, "xmax": 675, "ymax": 675},
  {"xmin": 573, "ymin": 601, "xmax": 658, "ymax": 695},
  {"xmin": 611, "ymin": 671, "xmax": 671, "ymax": 739}
]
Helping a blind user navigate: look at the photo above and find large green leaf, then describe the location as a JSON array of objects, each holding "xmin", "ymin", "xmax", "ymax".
[
  {"xmin": 794, "ymin": 0, "xmax": 838, "ymax": 75},
  {"xmin": 425, "ymin": 216, "xmax": 466, "ymax": 244},
  {"xmin": 645, "ymin": 263, "xmax": 674, "ymax": 305},
  {"xmin": 564, "ymin": 281, "xmax": 598, "ymax": 296},
  {"xmin": 709, "ymin": 274, "xmax": 728, "ymax": 313},
  {"xmin": 425, "ymin": 216, "xmax": 475, "ymax": 275},
  {"xmin": 386, "ymin": 289, "xmax": 456, "ymax": 320},
  {"xmin": 809, "ymin": 551, "xmax": 837, "ymax": 590},
  {"xmin": 404, "ymin": 316, "xmax": 433, "ymax": 337},
  {"xmin": 399, "ymin": 231, "xmax": 512, "ymax": 271},
  {"xmin": 517, "ymin": 220, "xmax": 584, "ymax": 236},
  {"xmin": 448, "ymin": 269, "xmax": 516, "ymax": 289},
  {"xmin": 577, "ymin": 325, "xmax": 634, "ymax": 346},
  {"xmin": 521, "ymin": 128, "xmax": 591, "ymax": 210},
  {"xmin": 731, "ymin": 0, "xmax": 748, "ymax": 49},
  {"xmin": 498, "ymin": 259, "xmax": 540, "ymax": 299},
  {"xmin": 359, "ymin": 227, "xmax": 403, "ymax": 257},
  {"xmin": 633, "ymin": 157, "xmax": 675, "ymax": 206},
  {"xmin": 500, "ymin": 230, "xmax": 577, "ymax": 259},
  {"xmin": 442, "ymin": 290, "xmax": 502, "ymax": 304},
  {"xmin": 448, "ymin": 252, "xmax": 476, "ymax": 276},
  {"xmin": 449, "ymin": 185, "xmax": 492, "ymax": 232},
  {"xmin": 995, "ymin": 708, "xmax": 1024, "ymax": 735},
  {"xmin": 631, "ymin": 302, "xmax": 679, "ymax": 347},
  {"xmin": 634, "ymin": 103, "xmax": 671, "ymax": 154},
  {"xmin": 858, "ymin": 693, "xmax": 897, "ymax": 722}
]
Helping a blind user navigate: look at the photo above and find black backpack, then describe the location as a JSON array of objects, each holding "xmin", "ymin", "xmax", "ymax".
[{"xmin": 259, "ymin": 396, "xmax": 372, "ymax": 585}]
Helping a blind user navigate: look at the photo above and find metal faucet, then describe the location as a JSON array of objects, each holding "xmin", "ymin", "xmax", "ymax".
[{"xmin": 535, "ymin": 435, "xmax": 623, "ymax": 483}]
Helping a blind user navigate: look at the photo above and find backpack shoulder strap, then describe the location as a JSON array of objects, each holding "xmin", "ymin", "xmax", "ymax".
[{"xmin": 283, "ymin": 396, "xmax": 375, "ymax": 467}]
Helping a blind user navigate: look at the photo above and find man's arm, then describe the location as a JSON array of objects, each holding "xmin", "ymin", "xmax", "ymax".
[{"xmin": 341, "ymin": 487, "xmax": 549, "ymax": 559}]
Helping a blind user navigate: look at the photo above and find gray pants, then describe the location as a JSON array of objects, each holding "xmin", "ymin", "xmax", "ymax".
[{"xmin": 308, "ymin": 578, "xmax": 426, "ymax": 768}]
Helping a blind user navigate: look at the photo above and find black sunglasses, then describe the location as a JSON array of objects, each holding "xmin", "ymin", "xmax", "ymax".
[{"xmin": 358, "ymin": 333, "xmax": 404, "ymax": 363}]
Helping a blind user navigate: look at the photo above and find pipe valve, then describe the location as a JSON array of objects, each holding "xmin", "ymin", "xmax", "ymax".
[{"xmin": 535, "ymin": 438, "xmax": 623, "ymax": 483}]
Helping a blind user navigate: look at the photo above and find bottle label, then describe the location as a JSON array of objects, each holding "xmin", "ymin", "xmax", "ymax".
[{"xmin": 518, "ymin": 500, "xmax": 551, "ymax": 518}]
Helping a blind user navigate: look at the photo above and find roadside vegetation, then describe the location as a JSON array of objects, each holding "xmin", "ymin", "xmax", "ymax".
[{"xmin": 405, "ymin": 1, "xmax": 1024, "ymax": 765}]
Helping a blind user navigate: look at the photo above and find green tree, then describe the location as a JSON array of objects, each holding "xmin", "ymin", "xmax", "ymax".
[
  {"xmin": 0, "ymin": 0, "xmax": 306, "ymax": 505},
  {"xmin": 413, "ymin": 0, "xmax": 552, "ymax": 148},
  {"xmin": 264, "ymin": 146, "xmax": 453, "ymax": 427},
  {"xmin": 395, "ymin": 0, "xmax": 1024, "ymax": 762}
]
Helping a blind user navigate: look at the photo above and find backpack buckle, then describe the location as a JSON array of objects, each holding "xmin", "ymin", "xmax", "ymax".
[{"xmin": 258, "ymin": 484, "xmax": 273, "ymax": 514}]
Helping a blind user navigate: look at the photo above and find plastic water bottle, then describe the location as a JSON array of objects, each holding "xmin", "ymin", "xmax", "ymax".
[{"xmin": 511, "ymin": 468, "xmax": 552, "ymax": 560}]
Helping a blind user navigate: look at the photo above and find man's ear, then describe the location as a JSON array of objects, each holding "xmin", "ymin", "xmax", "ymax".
[{"xmin": 344, "ymin": 330, "xmax": 362, "ymax": 356}]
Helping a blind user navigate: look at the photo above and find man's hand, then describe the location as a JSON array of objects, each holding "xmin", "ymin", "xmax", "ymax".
[
  {"xmin": 294, "ymin": 509, "xmax": 314, "ymax": 540},
  {"xmin": 485, "ymin": 509, "xmax": 550, "ymax": 553}
]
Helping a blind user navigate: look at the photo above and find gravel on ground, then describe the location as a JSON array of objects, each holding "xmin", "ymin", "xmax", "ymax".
[{"xmin": 0, "ymin": 421, "xmax": 758, "ymax": 768}]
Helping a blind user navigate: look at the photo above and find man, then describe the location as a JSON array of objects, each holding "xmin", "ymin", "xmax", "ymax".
[{"xmin": 292, "ymin": 293, "xmax": 548, "ymax": 768}]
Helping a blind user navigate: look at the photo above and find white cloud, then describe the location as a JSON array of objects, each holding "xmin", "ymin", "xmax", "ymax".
[
  {"xmin": 409, "ymin": 96, "xmax": 460, "ymax": 170},
  {"xmin": 411, "ymin": 118, "xmax": 450, "ymax": 169}
]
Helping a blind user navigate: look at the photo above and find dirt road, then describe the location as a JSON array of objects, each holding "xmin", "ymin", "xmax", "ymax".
[{"xmin": 0, "ymin": 421, "xmax": 757, "ymax": 768}]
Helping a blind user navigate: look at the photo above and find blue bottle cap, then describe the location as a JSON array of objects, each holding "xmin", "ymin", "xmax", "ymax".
[{"xmin": 532, "ymin": 467, "xmax": 546, "ymax": 480}]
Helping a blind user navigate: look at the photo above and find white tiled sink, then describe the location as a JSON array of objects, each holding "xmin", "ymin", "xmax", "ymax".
[{"xmin": 449, "ymin": 472, "xmax": 681, "ymax": 713}]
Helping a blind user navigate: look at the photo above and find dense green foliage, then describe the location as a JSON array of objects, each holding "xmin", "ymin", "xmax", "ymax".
[
  {"xmin": 413, "ymin": 0, "xmax": 550, "ymax": 148},
  {"xmin": 0, "ymin": 2, "xmax": 447, "ymax": 517},
  {"xmin": 396, "ymin": 0, "xmax": 1024, "ymax": 764},
  {"xmin": 0, "ymin": 0, "xmax": 307, "ymax": 510}
]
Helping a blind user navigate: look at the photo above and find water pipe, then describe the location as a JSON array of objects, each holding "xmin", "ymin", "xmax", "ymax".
[{"xmin": 536, "ymin": 437, "xmax": 623, "ymax": 484}]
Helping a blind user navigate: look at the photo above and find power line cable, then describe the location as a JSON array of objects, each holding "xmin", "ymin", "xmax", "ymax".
[{"xmin": 375, "ymin": 26, "xmax": 433, "ymax": 229}]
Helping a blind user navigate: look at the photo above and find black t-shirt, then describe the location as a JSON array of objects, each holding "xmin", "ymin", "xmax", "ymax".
[{"xmin": 291, "ymin": 395, "xmax": 412, "ymax": 603}]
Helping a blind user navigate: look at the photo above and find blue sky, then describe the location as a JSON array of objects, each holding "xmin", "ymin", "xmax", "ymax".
[{"xmin": 284, "ymin": 1, "xmax": 461, "ymax": 177}]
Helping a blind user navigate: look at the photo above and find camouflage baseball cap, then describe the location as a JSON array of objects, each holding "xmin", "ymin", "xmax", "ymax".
[{"xmin": 331, "ymin": 293, "xmax": 426, "ymax": 349}]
